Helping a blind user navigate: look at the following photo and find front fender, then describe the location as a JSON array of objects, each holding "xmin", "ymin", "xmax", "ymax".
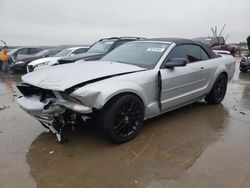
[{"xmin": 71, "ymin": 81, "xmax": 148, "ymax": 109}]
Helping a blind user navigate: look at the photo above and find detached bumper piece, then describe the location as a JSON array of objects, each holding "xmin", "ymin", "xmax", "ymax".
[
  {"xmin": 17, "ymin": 96, "xmax": 92, "ymax": 143},
  {"xmin": 35, "ymin": 114, "xmax": 68, "ymax": 143}
]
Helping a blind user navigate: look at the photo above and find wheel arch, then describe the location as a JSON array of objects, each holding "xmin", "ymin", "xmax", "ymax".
[
  {"xmin": 102, "ymin": 91, "xmax": 146, "ymax": 110},
  {"xmin": 221, "ymin": 71, "xmax": 228, "ymax": 80},
  {"xmin": 207, "ymin": 66, "xmax": 229, "ymax": 92},
  {"xmin": 206, "ymin": 70, "xmax": 228, "ymax": 95}
]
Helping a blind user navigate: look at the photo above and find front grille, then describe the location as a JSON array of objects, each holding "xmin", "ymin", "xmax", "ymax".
[{"xmin": 17, "ymin": 83, "xmax": 55, "ymax": 100}]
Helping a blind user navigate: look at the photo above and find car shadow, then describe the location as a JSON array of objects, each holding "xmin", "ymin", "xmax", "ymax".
[{"xmin": 26, "ymin": 101, "xmax": 229, "ymax": 188}]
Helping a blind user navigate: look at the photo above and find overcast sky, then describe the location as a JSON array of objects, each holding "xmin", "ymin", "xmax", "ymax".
[{"xmin": 0, "ymin": 0, "xmax": 249, "ymax": 46}]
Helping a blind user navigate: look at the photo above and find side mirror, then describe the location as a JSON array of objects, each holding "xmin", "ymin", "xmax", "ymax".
[{"xmin": 164, "ymin": 58, "xmax": 187, "ymax": 68}]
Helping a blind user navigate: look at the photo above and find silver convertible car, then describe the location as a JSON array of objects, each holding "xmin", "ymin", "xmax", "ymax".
[{"xmin": 17, "ymin": 38, "xmax": 235, "ymax": 143}]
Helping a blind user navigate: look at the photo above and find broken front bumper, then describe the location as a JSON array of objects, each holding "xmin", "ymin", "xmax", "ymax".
[
  {"xmin": 17, "ymin": 96, "xmax": 92, "ymax": 117},
  {"xmin": 17, "ymin": 96, "xmax": 93, "ymax": 143}
]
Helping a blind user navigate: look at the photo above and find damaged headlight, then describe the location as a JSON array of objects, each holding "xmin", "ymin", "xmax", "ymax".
[
  {"xmin": 57, "ymin": 92, "xmax": 92, "ymax": 113},
  {"xmin": 59, "ymin": 92, "xmax": 83, "ymax": 104}
]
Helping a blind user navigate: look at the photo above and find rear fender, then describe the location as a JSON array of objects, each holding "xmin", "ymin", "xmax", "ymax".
[{"xmin": 207, "ymin": 64, "xmax": 228, "ymax": 92}]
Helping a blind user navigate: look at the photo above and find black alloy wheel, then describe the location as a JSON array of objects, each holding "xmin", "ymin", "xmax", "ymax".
[
  {"xmin": 205, "ymin": 74, "xmax": 227, "ymax": 104},
  {"xmin": 100, "ymin": 94, "xmax": 145, "ymax": 143},
  {"xmin": 113, "ymin": 101, "xmax": 142, "ymax": 138}
]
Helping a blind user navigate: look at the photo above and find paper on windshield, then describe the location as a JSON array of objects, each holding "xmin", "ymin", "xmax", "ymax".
[{"xmin": 146, "ymin": 47, "xmax": 165, "ymax": 52}]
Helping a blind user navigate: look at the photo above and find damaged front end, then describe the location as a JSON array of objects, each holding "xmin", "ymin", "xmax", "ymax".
[{"xmin": 17, "ymin": 83, "xmax": 93, "ymax": 143}]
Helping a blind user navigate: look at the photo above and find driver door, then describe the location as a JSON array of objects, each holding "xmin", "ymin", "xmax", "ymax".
[{"xmin": 160, "ymin": 44, "xmax": 211, "ymax": 111}]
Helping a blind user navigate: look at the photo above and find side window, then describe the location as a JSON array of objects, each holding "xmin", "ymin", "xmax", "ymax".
[
  {"xmin": 17, "ymin": 48, "xmax": 29, "ymax": 55},
  {"xmin": 29, "ymin": 48, "xmax": 41, "ymax": 54},
  {"xmin": 166, "ymin": 44, "xmax": 209, "ymax": 63},
  {"xmin": 186, "ymin": 45, "xmax": 203, "ymax": 63},
  {"xmin": 165, "ymin": 45, "xmax": 187, "ymax": 61},
  {"xmin": 72, "ymin": 48, "xmax": 88, "ymax": 55}
]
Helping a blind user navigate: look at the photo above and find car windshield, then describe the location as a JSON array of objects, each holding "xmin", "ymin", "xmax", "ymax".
[
  {"xmin": 35, "ymin": 49, "xmax": 48, "ymax": 56},
  {"xmin": 47, "ymin": 49, "xmax": 62, "ymax": 56},
  {"xmin": 54, "ymin": 48, "xmax": 73, "ymax": 57},
  {"xmin": 87, "ymin": 41, "xmax": 114, "ymax": 53},
  {"xmin": 102, "ymin": 42, "xmax": 170, "ymax": 68}
]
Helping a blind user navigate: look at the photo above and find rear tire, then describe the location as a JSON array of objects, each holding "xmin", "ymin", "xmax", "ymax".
[
  {"xmin": 205, "ymin": 74, "xmax": 227, "ymax": 104},
  {"xmin": 99, "ymin": 94, "xmax": 145, "ymax": 143}
]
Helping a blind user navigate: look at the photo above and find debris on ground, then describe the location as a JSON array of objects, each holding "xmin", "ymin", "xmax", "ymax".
[
  {"xmin": 49, "ymin": 151, "xmax": 55, "ymax": 154},
  {"xmin": 240, "ymin": 111, "xmax": 246, "ymax": 115},
  {"xmin": 0, "ymin": 105, "xmax": 9, "ymax": 111},
  {"xmin": 134, "ymin": 180, "xmax": 138, "ymax": 184},
  {"xmin": 232, "ymin": 105, "xmax": 237, "ymax": 110}
]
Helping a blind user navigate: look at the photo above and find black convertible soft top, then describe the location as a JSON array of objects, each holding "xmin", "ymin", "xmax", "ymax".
[{"xmin": 146, "ymin": 38, "xmax": 218, "ymax": 58}]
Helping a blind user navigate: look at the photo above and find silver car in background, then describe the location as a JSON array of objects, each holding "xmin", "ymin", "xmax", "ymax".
[{"xmin": 17, "ymin": 38, "xmax": 235, "ymax": 143}]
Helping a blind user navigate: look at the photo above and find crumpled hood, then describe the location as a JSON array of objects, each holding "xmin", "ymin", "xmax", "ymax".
[{"xmin": 22, "ymin": 61, "xmax": 145, "ymax": 91}]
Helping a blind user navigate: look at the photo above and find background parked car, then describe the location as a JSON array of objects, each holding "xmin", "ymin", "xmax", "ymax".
[
  {"xmin": 240, "ymin": 56, "xmax": 250, "ymax": 72},
  {"xmin": 193, "ymin": 36, "xmax": 237, "ymax": 56},
  {"xmin": 239, "ymin": 35, "xmax": 250, "ymax": 72},
  {"xmin": 0, "ymin": 47, "xmax": 44, "ymax": 68},
  {"xmin": 9, "ymin": 48, "xmax": 65, "ymax": 74},
  {"xmin": 27, "ymin": 46, "xmax": 89, "ymax": 72},
  {"xmin": 54, "ymin": 37, "xmax": 145, "ymax": 65},
  {"xmin": 8, "ymin": 47, "xmax": 44, "ymax": 61}
]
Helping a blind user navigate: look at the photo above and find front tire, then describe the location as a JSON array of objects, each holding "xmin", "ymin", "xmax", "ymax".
[
  {"xmin": 100, "ymin": 94, "xmax": 145, "ymax": 143},
  {"xmin": 205, "ymin": 74, "xmax": 227, "ymax": 104}
]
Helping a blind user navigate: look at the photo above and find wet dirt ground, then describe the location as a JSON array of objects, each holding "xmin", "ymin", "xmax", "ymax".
[{"xmin": 0, "ymin": 62, "xmax": 250, "ymax": 188}]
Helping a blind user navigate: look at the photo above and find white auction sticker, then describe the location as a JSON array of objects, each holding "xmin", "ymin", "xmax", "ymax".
[{"xmin": 147, "ymin": 47, "xmax": 165, "ymax": 52}]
